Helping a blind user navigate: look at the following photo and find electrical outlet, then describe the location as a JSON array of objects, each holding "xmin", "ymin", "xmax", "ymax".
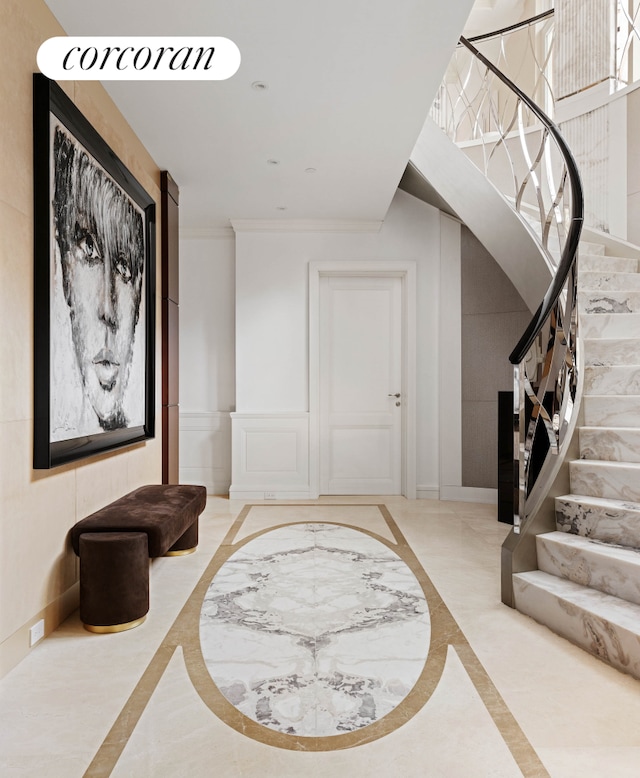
[
  {"xmin": 29, "ymin": 619, "xmax": 45, "ymax": 647},
  {"xmin": 264, "ymin": 491, "xmax": 276, "ymax": 500}
]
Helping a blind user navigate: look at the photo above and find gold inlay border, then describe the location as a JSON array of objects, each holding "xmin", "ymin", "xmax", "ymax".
[{"xmin": 83, "ymin": 504, "xmax": 549, "ymax": 777}]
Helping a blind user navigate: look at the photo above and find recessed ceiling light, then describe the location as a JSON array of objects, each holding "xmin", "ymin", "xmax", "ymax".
[{"xmin": 252, "ymin": 81, "xmax": 269, "ymax": 91}]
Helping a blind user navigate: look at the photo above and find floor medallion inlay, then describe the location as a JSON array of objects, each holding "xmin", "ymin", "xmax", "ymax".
[
  {"xmin": 78, "ymin": 504, "xmax": 548, "ymax": 773},
  {"xmin": 199, "ymin": 523, "xmax": 431, "ymax": 737}
]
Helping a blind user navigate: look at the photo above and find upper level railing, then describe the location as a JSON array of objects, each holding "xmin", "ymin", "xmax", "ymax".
[
  {"xmin": 617, "ymin": 0, "xmax": 640, "ymax": 87},
  {"xmin": 432, "ymin": 10, "xmax": 555, "ymax": 141},
  {"xmin": 432, "ymin": 13, "xmax": 583, "ymax": 531},
  {"xmin": 433, "ymin": 2, "xmax": 640, "ymax": 128}
]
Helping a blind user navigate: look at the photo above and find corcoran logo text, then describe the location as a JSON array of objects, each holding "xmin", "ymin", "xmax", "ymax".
[{"xmin": 37, "ymin": 37, "xmax": 241, "ymax": 80}]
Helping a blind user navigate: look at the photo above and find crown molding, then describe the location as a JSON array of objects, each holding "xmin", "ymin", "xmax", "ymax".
[
  {"xmin": 230, "ymin": 219, "xmax": 383, "ymax": 234},
  {"xmin": 180, "ymin": 226, "xmax": 235, "ymax": 240}
]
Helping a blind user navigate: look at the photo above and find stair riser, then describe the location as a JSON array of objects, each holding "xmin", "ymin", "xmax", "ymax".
[
  {"xmin": 583, "ymin": 396, "xmax": 640, "ymax": 428},
  {"xmin": 580, "ymin": 242, "xmax": 606, "ymax": 256},
  {"xmin": 579, "ymin": 291, "xmax": 640, "ymax": 315},
  {"xmin": 513, "ymin": 573, "xmax": 640, "ymax": 680},
  {"xmin": 579, "ymin": 427, "xmax": 640, "ymax": 462},
  {"xmin": 537, "ymin": 534, "xmax": 640, "ymax": 606},
  {"xmin": 556, "ymin": 496, "xmax": 640, "ymax": 548},
  {"xmin": 580, "ymin": 271, "xmax": 640, "ymax": 291},
  {"xmin": 580, "ymin": 256, "xmax": 638, "ymax": 273},
  {"xmin": 584, "ymin": 339, "xmax": 640, "ymax": 366},
  {"xmin": 570, "ymin": 461, "xmax": 640, "ymax": 502},
  {"xmin": 584, "ymin": 366, "xmax": 640, "ymax": 396},
  {"xmin": 581, "ymin": 313, "xmax": 640, "ymax": 339}
]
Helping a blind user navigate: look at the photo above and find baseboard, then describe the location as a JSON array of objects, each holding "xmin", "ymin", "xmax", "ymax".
[
  {"xmin": 416, "ymin": 486, "xmax": 440, "ymax": 500},
  {"xmin": 0, "ymin": 582, "xmax": 79, "ymax": 680},
  {"xmin": 440, "ymin": 486, "xmax": 498, "ymax": 504},
  {"xmin": 179, "ymin": 468, "xmax": 230, "ymax": 495},
  {"xmin": 228, "ymin": 488, "xmax": 315, "ymax": 501}
]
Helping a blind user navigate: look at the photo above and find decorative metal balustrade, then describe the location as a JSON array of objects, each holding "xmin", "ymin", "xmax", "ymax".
[
  {"xmin": 432, "ymin": 10, "xmax": 555, "ymax": 141},
  {"xmin": 433, "ymin": 14, "xmax": 583, "ymax": 533}
]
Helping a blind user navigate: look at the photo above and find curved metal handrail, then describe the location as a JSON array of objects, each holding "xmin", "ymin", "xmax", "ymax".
[
  {"xmin": 434, "ymin": 10, "xmax": 555, "ymax": 145},
  {"xmin": 458, "ymin": 37, "xmax": 584, "ymax": 363},
  {"xmin": 443, "ymin": 33, "xmax": 584, "ymax": 535}
]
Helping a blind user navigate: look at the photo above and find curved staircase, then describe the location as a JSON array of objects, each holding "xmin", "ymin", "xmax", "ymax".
[
  {"xmin": 412, "ymin": 12, "xmax": 640, "ymax": 680},
  {"xmin": 513, "ymin": 238, "xmax": 640, "ymax": 679}
]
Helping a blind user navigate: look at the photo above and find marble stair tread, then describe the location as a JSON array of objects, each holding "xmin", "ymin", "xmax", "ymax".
[
  {"xmin": 579, "ymin": 290, "xmax": 640, "ymax": 314},
  {"xmin": 584, "ymin": 366, "xmax": 640, "ymax": 396},
  {"xmin": 512, "ymin": 570, "xmax": 640, "ymax": 680},
  {"xmin": 556, "ymin": 493, "xmax": 640, "ymax": 548},
  {"xmin": 583, "ymin": 338, "xmax": 640, "ymax": 366},
  {"xmin": 581, "ymin": 313, "xmax": 640, "ymax": 338},
  {"xmin": 580, "ymin": 255, "xmax": 638, "ymax": 273},
  {"xmin": 583, "ymin": 395, "xmax": 640, "ymax": 427},
  {"xmin": 536, "ymin": 531, "xmax": 640, "ymax": 605},
  {"xmin": 570, "ymin": 459, "xmax": 640, "ymax": 501},
  {"xmin": 580, "ymin": 270, "xmax": 640, "ymax": 291},
  {"xmin": 579, "ymin": 426, "xmax": 640, "ymax": 461}
]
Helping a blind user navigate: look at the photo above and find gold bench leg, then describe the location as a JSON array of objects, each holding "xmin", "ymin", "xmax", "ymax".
[
  {"xmin": 164, "ymin": 546, "xmax": 197, "ymax": 557},
  {"xmin": 83, "ymin": 615, "xmax": 147, "ymax": 634}
]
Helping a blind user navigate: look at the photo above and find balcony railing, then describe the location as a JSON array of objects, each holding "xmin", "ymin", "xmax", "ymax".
[{"xmin": 617, "ymin": 0, "xmax": 640, "ymax": 87}]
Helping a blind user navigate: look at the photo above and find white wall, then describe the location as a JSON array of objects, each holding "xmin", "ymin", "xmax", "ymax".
[
  {"xmin": 627, "ymin": 86, "xmax": 640, "ymax": 246},
  {"xmin": 179, "ymin": 235, "xmax": 235, "ymax": 493},
  {"xmin": 231, "ymin": 189, "xmax": 447, "ymax": 499}
]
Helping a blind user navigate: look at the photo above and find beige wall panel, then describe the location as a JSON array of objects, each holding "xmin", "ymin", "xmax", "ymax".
[
  {"xmin": 0, "ymin": 0, "xmax": 163, "ymax": 675},
  {"xmin": 73, "ymin": 82, "xmax": 161, "ymax": 203},
  {"xmin": 126, "ymin": 438, "xmax": 164, "ymax": 492},
  {"xmin": 0, "ymin": 420, "xmax": 77, "ymax": 637},
  {"xmin": 0, "ymin": 204, "xmax": 33, "ymax": 423},
  {"xmin": 0, "ymin": 0, "xmax": 69, "ymax": 215}
]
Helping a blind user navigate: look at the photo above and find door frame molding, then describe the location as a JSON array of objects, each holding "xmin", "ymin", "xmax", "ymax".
[{"xmin": 309, "ymin": 261, "xmax": 417, "ymax": 499}]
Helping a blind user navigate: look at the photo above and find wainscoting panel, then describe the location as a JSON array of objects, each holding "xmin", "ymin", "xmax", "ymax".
[
  {"xmin": 230, "ymin": 413, "xmax": 311, "ymax": 499},
  {"xmin": 179, "ymin": 412, "xmax": 231, "ymax": 494}
]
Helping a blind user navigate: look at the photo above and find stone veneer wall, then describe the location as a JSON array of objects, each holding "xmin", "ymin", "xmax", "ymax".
[{"xmin": 0, "ymin": 0, "xmax": 163, "ymax": 677}]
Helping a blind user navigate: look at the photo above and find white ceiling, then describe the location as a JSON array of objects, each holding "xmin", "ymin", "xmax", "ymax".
[{"xmin": 43, "ymin": 0, "xmax": 479, "ymax": 231}]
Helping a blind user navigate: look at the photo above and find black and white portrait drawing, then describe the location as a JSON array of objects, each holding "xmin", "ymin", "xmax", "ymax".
[
  {"xmin": 33, "ymin": 74, "xmax": 155, "ymax": 468},
  {"xmin": 50, "ymin": 123, "xmax": 146, "ymax": 440}
]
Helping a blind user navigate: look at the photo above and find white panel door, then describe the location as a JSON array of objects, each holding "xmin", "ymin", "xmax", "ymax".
[{"xmin": 319, "ymin": 275, "xmax": 402, "ymax": 494}]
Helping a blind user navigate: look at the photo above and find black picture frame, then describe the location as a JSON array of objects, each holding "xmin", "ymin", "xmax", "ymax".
[{"xmin": 33, "ymin": 73, "xmax": 156, "ymax": 469}]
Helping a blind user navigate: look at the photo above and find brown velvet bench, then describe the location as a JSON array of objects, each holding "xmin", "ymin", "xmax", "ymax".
[{"xmin": 69, "ymin": 484, "xmax": 207, "ymax": 633}]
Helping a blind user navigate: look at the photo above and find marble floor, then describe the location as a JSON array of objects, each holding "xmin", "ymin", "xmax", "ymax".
[{"xmin": 2, "ymin": 496, "xmax": 640, "ymax": 777}]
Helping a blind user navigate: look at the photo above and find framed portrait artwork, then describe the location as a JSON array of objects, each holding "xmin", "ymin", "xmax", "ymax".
[{"xmin": 33, "ymin": 74, "xmax": 156, "ymax": 468}]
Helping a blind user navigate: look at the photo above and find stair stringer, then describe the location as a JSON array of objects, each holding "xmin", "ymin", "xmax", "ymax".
[{"xmin": 406, "ymin": 117, "xmax": 551, "ymax": 314}]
